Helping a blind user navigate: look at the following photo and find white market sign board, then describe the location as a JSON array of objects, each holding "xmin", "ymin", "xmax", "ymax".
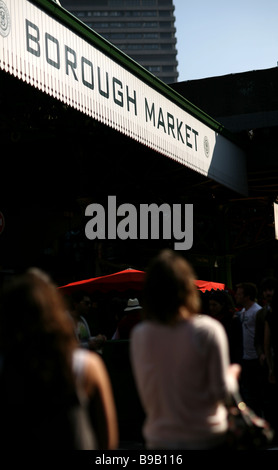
[{"xmin": 0, "ymin": 0, "xmax": 248, "ymax": 195}]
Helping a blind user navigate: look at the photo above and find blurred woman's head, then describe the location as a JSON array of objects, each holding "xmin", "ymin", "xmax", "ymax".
[
  {"xmin": 0, "ymin": 268, "xmax": 77, "ymax": 399},
  {"xmin": 143, "ymin": 249, "xmax": 200, "ymax": 323},
  {"xmin": 0, "ymin": 268, "xmax": 76, "ymax": 351}
]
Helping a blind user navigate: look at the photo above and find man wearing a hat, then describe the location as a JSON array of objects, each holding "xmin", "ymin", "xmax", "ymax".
[{"xmin": 112, "ymin": 298, "xmax": 142, "ymax": 339}]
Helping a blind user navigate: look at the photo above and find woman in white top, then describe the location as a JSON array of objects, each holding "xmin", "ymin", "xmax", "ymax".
[{"xmin": 130, "ymin": 250, "xmax": 240, "ymax": 450}]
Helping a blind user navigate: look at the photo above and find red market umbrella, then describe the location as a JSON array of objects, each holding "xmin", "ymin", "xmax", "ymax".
[
  {"xmin": 59, "ymin": 269, "xmax": 145, "ymax": 295},
  {"xmin": 59, "ymin": 269, "xmax": 225, "ymax": 295},
  {"xmin": 194, "ymin": 280, "xmax": 226, "ymax": 293}
]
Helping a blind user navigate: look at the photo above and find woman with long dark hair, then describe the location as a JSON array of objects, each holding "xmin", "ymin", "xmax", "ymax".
[{"xmin": 0, "ymin": 268, "xmax": 118, "ymax": 450}]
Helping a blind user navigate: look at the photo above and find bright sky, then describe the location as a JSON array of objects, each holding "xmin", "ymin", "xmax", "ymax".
[{"xmin": 173, "ymin": 0, "xmax": 278, "ymax": 82}]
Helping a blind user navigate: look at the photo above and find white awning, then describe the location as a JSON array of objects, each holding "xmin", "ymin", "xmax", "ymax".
[{"xmin": 0, "ymin": 0, "xmax": 248, "ymax": 195}]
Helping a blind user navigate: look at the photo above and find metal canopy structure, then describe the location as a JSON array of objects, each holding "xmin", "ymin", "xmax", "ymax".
[{"xmin": 0, "ymin": 0, "xmax": 247, "ymax": 196}]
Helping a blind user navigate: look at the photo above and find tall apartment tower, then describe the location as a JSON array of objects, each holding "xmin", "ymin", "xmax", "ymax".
[{"xmin": 61, "ymin": 0, "xmax": 179, "ymax": 84}]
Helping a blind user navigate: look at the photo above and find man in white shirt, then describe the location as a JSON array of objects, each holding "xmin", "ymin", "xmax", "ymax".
[{"xmin": 235, "ymin": 282, "xmax": 262, "ymax": 415}]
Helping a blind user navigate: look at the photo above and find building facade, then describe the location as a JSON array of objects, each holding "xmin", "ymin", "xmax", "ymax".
[
  {"xmin": 171, "ymin": 68, "xmax": 278, "ymax": 286},
  {"xmin": 61, "ymin": 0, "xmax": 178, "ymax": 84},
  {"xmin": 0, "ymin": 0, "xmax": 248, "ymax": 289}
]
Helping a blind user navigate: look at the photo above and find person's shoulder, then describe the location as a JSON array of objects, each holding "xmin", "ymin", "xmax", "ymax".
[
  {"xmin": 131, "ymin": 320, "xmax": 148, "ymax": 336},
  {"xmin": 190, "ymin": 315, "xmax": 227, "ymax": 353},
  {"xmin": 252, "ymin": 302, "xmax": 262, "ymax": 314},
  {"xmin": 255, "ymin": 304, "xmax": 268, "ymax": 319},
  {"xmin": 79, "ymin": 349, "xmax": 111, "ymax": 394},
  {"xmin": 194, "ymin": 313, "xmax": 222, "ymax": 328},
  {"xmin": 130, "ymin": 320, "xmax": 156, "ymax": 343},
  {"xmin": 193, "ymin": 314, "xmax": 227, "ymax": 338},
  {"xmin": 73, "ymin": 347, "xmax": 104, "ymax": 373}
]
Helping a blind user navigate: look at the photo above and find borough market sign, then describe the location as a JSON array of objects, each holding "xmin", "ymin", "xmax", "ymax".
[{"xmin": 0, "ymin": 0, "xmax": 248, "ymax": 195}]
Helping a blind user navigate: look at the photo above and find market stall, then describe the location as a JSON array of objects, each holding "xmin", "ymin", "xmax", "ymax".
[{"xmin": 59, "ymin": 268, "xmax": 226, "ymax": 294}]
